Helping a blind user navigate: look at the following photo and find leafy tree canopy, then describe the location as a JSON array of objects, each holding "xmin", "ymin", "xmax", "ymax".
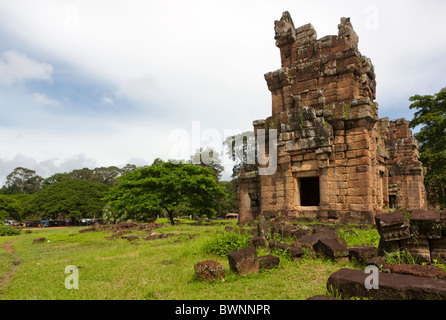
[
  {"xmin": 4, "ymin": 167, "xmax": 43, "ymax": 194},
  {"xmin": 409, "ymin": 88, "xmax": 446, "ymax": 208},
  {"xmin": 103, "ymin": 161, "xmax": 227, "ymax": 225},
  {"xmin": 0, "ymin": 195, "xmax": 21, "ymax": 222},
  {"xmin": 26, "ymin": 179, "xmax": 109, "ymax": 222}
]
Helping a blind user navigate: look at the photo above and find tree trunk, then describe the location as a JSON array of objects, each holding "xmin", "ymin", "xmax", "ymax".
[{"xmin": 167, "ymin": 210, "xmax": 175, "ymax": 226}]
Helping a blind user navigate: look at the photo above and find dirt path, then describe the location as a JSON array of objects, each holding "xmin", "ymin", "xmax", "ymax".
[{"xmin": 0, "ymin": 240, "xmax": 21, "ymax": 296}]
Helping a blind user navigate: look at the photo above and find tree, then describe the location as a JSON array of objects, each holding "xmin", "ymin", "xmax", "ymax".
[
  {"xmin": 70, "ymin": 167, "xmax": 94, "ymax": 181},
  {"xmin": 0, "ymin": 195, "xmax": 21, "ymax": 221},
  {"xmin": 217, "ymin": 180, "xmax": 239, "ymax": 217},
  {"xmin": 121, "ymin": 164, "xmax": 138, "ymax": 176},
  {"xmin": 409, "ymin": 88, "xmax": 446, "ymax": 209},
  {"xmin": 103, "ymin": 161, "xmax": 227, "ymax": 225},
  {"xmin": 41, "ymin": 173, "xmax": 73, "ymax": 188},
  {"xmin": 5, "ymin": 167, "xmax": 43, "ymax": 194},
  {"xmin": 91, "ymin": 166, "xmax": 121, "ymax": 187},
  {"xmin": 26, "ymin": 179, "xmax": 109, "ymax": 224}
]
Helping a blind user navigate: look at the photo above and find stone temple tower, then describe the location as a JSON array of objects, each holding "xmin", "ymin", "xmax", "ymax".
[{"xmin": 238, "ymin": 12, "xmax": 427, "ymax": 224}]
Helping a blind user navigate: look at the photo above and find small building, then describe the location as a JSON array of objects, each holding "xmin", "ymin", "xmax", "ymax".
[{"xmin": 225, "ymin": 213, "xmax": 239, "ymax": 220}]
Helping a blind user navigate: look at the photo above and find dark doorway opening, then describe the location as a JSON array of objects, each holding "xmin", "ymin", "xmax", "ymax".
[
  {"xmin": 299, "ymin": 177, "xmax": 320, "ymax": 206},
  {"xmin": 389, "ymin": 195, "xmax": 397, "ymax": 209},
  {"xmin": 249, "ymin": 193, "xmax": 260, "ymax": 208}
]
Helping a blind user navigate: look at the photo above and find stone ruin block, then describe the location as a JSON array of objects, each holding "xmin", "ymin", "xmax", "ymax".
[
  {"xmin": 121, "ymin": 235, "xmax": 139, "ymax": 241},
  {"xmin": 409, "ymin": 210, "xmax": 442, "ymax": 239},
  {"xmin": 378, "ymin": 239, "xmax": 400, "ymax": 256},
  {"xmin": 268, "ymin": 240, "xmax": 304, "ymax": 260},
  {"xmin": 327, "ymin": 268, "xmax": 446, "ymax": 300},
  {"xmin": 227, "ymin": 246, "xmax": 259, "ymax": 275},
  {"xmin": 257, "ymin": 214, "xmax": 270, "ymax": 239},
  {"xmin": 375, "ymin": 211, "xmax": 410, "ymax": 242},
  {"xmin": 298, "ymin": 234, "xmax": 336, "ymax": 247},
  {"xmin": 430, "ymin": 237, "xmax": 446, "ymax": 264},
  {"xmin": 291, "ymin": 228, "xmax": 310, "ymax": 240},
  {"xmin": 399, "ymin": 238, "xmax": 431, "ymax": 263},
  {"xmin": 380, "ymin": 263, "xmax": 446, "ymax": 280},
  {"xmin": 313, "ymin": 238, "xmax": 349, "ymax": 261},
  {"xmin": 194, "ymin": 260, "xmax": 225, "ymax": 282},
  {"xmin": 249, "ymin": 237, "xmax": 267, "ymax": 250},
  {"xmin": 348, "ymin": 246, "xmax": 377, "ymax": 264},
  {"xmin": 32, "ymin": 237, "xmax": 46, "ymax": 243},
  {"xmin": 311, "ymin": 226, "xmax": 337, "ymax": 238},
  {"xmin": 287, "ymin": 246, "xmax": 305, "ymax": 260},
  {"xmin": 258, "ymin": 255, "xmax": 280, "ymax": 270}
]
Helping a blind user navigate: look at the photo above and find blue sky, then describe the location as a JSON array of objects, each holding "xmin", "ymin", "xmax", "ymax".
[{"xmin": 0, "ymin": 0, "xmax": 445, "ymax": 184}]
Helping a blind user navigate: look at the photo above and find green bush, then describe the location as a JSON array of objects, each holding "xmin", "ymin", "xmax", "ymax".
[
  {"xmin": 202, "ymin": 231, "xmax": 250, "ymax": 257},
  {"xmin": 0, "ymin": 224, "xmax": 21, "ymax": 236}
]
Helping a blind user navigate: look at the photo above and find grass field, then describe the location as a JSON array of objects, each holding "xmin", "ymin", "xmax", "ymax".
[{"xmin": 0, "ymin": 219, "xmax": 377, "ymax": 300}]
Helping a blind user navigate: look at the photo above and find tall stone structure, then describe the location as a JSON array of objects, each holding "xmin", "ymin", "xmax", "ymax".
[{"xmin": 238, "ymin": 12, "xmax": 427, "ymax": 224}]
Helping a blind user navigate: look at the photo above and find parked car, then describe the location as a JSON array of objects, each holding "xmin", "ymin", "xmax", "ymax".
[{"xmin": 4, "ymin": 220, "xmax": 18, "ymax": 226}]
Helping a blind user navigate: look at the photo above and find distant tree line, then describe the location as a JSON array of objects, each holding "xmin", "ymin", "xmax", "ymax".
[{"xmin": 0, "ymin": 149, "xmax": 240, "ymax": 225}]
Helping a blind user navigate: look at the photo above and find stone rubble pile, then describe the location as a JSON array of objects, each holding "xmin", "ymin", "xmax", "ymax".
[{"xmin": 375, "ymin": 209, "xmax": 446, "ymax": 263}]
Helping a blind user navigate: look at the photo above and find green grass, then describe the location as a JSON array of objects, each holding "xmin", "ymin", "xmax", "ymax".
[{"xmin": 0, "ymin": 220, "xmax": 365, "ymax": 300}]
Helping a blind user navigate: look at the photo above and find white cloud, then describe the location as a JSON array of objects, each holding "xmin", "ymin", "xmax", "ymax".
[
  {"xmin": 0, "ymin": 153, "xmax": 98, "ymax": 186},
  {"xmin": 30, "ymin": 92, "xmax": 60, "ymax": 106},
  {"xmin": 101, "ymin": 96, "xmax": 114, "ymax": 105},
  {"xmin": 116, "ymin": 73, "xmax": 158, "ymax": 103},
  {"xmin": 0, "ymin": 50, "xmax": 53, "ymax": 85}
]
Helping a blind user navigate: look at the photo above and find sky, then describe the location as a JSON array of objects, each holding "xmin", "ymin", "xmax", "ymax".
[{"xmin": 0, "ymin": 0, "xmax": 445, "ymax": 184}]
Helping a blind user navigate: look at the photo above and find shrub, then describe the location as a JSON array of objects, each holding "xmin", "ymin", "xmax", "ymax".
[
  {"xmin": 202, "ymin": 231, "xmax": 250, "ymax": 257},
  {"xmin": 0, "ymin": 225, "xmax": 21, "ymax": 236}
]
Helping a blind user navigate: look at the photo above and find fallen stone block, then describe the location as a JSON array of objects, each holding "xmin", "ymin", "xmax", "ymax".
[
  {"xmin": 286, "ymin": 246, "xmax": 305, "ymax": 260},
  {"xmin": 194, "ymin": 260, "xmax": 225, "ymax": 281},
  {"xmin": 268, "ymin": 239, "xmax": 290, "ymax": 252},
  {"xmin": 298, "ymin": 234, "xmax": 334, "ymax": 247},
  {"xmin": 314, "ymin": 238, "xmax": 349, "ymax": 261},
  {"xmin": 375, "ymin": 211, "xmax": 410, "ymax": 241},
  {"xmin": 327, "ymin": 267, "xmax": 446, "ymax": 300},
  {"xmin": 430, "ymin": 237, "xmax": 446, "ymax": 264},
  {"xmin": 399, "ymin": 238, "xmax": 431, "ymax": 263},
  {"xmin": 378, "ymin": 239, "xmax": 400, "ymax": 256},
  {"xmin": 348, "ymin": 246, "xmax": 377, "ymax": 264},
  {"xmin": 227, "ymin": 246, "xmax": 259, "ymax": 275},
  {"xmin": 258, "ymin": 255, "xmax": 280, "ymax": 270},
  {"xmin": 121, "ymin": 235, "xmax": 139, "ymax": 241},
  {"xmin": 249, "ymin": 237, "xmax": 267, "ymax": 249},
  {"xmin": 268, "ymin": 240, "xmax": 304, "ymax": 260},
  {"xmin": 409, "ymin": 210, "xmax": 441, "ymax": 239},
  {"xmin": 312, "ymin": 226, "xmax": 337, "ymax": 237},
  {"xmin": 32, "ymin": 237, "xmax": 46, "ymax": 243},
  {"xmin": 291, "ymin": 228, "xmax": 310, "ymax": 240},
  {"xmin": 367, "ymin": 256, "xmax": 386, "ymax": 268},
  {"xmin": 381, "ymin": 263, "xmax": 446, "ymax": 280}
]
